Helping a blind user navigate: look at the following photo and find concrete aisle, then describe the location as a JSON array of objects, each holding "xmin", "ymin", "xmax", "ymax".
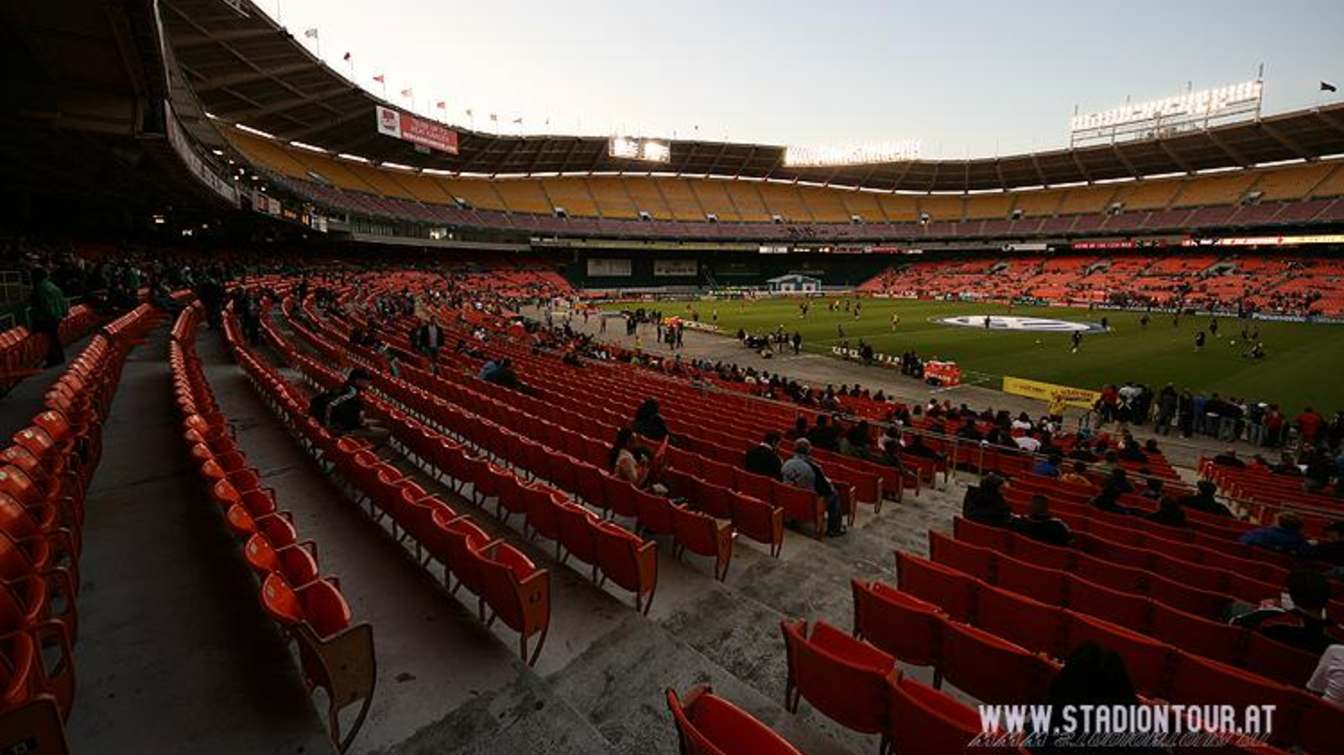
[{"xmin": 65, "ymin": 327, "xmax": 331, "ymax": 754}]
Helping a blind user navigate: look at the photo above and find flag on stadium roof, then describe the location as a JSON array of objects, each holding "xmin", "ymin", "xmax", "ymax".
[
  {"xmin": 343, "ymin": 52, "xmax": 351, "ymax": 62},
  {"xmin": 400, "ymin": 88, "xmax": 413, "ymax": 98},
  {"xmin": 303, "ymin": 28, "xmax": 318, "ymax": 39},
  {"xmin": 512, "ymin": 117, "xmax": 522, "ymax": 124},
  {"xmin": 435, "ymin": 101, "xmax": 446, "ymax": 110},
  {"xmin": 372, "ymin": 74, "xmax": 384, "ymax": 83},
  {"xmin": 1325, "ymin": 81, "xmax": 1339, "ymax": 93}
]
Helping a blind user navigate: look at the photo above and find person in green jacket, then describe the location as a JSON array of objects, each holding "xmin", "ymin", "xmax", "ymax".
[{"xmin": 29, "ymin": 268, "xmax": 69, "ymax": 367}]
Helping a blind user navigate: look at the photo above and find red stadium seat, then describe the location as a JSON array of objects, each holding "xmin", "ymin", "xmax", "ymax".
[
  {"xmin": 780, "ymin": 618, "xmax": 896, "ymax": 745},
  {"xmin": 594, "ymin": 521, "xmax": 658, "ymax": 614},
  {"xmin": 896, "ymin": 552, "xmax": 977, "ymax": 623},
  {"xmin": 938, "ymin": 621, "xmax": 1055, "ymax": 704},
  {"xmin": 666, "ymin": 685, "xmax": 803, "ymax": 755},
  {"xmin": 670, "ymin": 504, "xmax": 734, "ymax": 581},
  {"xmin": 851, "ymin": 579, "xmax": 945, "ymax": 670}
]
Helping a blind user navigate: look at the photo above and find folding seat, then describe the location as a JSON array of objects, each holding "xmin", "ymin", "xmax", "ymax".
[
  {"xmin": 1296, "ymin": 694, "xmax": 1344, "ymax": 755},
  {"xmin": 1241, "ymin": 632, "xmax": 1320, "ymax": 689},
  {"xmin": 991, "ymin": 552, "xmax": 1066, "ymax": 607},
  {"xmin": 929, "ymin": 531, "xmax": 995, "ymax": 581},
  {"xmin": 850, "ymin": 580, "xmax": 945, "ymax": 670},
  {"xmin": 594, "ymin": 521, "xmax": 657, "ymax": 614},
  {"xmin": 952, "ymin": 516, "xmax": 1012, "ymax": 552},
  {"xmin": 543, "ymin": 449, "xmax": 579, "ymax": 495},
  {"xmin": 435, "ymin": 514, "xmax": 494, "ymax": 609},
  {"xmin": 0, "ymin": 620, "xmax": 73, "ymax": 719},
  {"xmin": 260, "ymin": 574, "xmax": 353, "ymax": 640},
  {"xmin": 1008, "ymin": 534, "xmax": 1074, "ymax": 571},
  {"xmin": 771, "ymin": 482, "xmax": 823, "ymax": 537},
  {"xmin": 1065, "ymin": 577, "xmax": 1152, "ymax": 633},
  {"xmin": 780, "ymin": 618, "xmax": 896, "ymax": 746},
  {"xmin": 666, "ymin": 685, "xmax": 804, "ymax": 755},
  {"xmin": 634, "ymin": 489, "xmax": 676, "ymax": 537},
  {"xmin": 1147, "ymin": 602, "xmax": 1244, "ymax": 667},
  {"xmin": 939, "ymin": 621, "xmax": 1054, "ymax": 704},
  {"xmin": 1146, "ymin": 573, "xmax": 1232, "ymax": 619},
  {"xmin": 243, "ymin": 535, "xmax": 320, "ymax": 587},
  {"xmin": 895, "ymin": 552, "xmax": 978, "ymax": 623},
  {"xmin": 728, "ymin": 492, "xmax": 783, "ymax": 557},
  {"xmin": 670, "ymin": 504, "xmax": 734, "ymax": 581},
  {"xmin": 1062, "ymin": 612, "xmax": 1174, "ymax": 697},
  {"xmin": 1167, "ymin": 654, "xmax": 1302, "ymax": 749},
  {"xmin": 734, "ymin": 469, "xmax": 774, "ymax": 504},
  {"xmin": 590, "ymin": 474, "xmax": 634, "ymax": 521},
  {"xmin": 570, "ymin": 462, "xmax": 606, "ymax": 510},
  {"xmin": 0, "ymin": 492, "xmax": 76, "ymax": 564},
  {"xmin": 974, "ymin": 583, "xmax": 1066, "ymax": 660},
  {"xmin": 556, "ymin": 504, "xmax": 601, "ymax": 581},
  {"xmin": 493, "ymin": 467, "xmax": 529, "ymax": 522},
  {"xmin": 522, "ymin": 484, "xmax": 568, "ymax": 554},
  {"xmin": 476, "ymin": 541, "xmax": 550, "ymax": 666},
  {"xmin": 689, "ymin": 478, "xmax": 734, "ymax": 521},
  {"xmin": 1072, "ymin": 551, "xmax": 1147, "ymax": 594},
  {"xmin": 888, "ymin": 675, "xmax": 1022, "ymax": 755},
  {"xmin": 395, "ymin": 484, "xmax": 457, "ymax": 563}
]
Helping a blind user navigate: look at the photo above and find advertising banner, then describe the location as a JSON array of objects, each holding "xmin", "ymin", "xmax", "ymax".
[
  {"xmin": 1003, "ymin": 376, "xmax": 1100, "ymax": 414},
  {"xmin": 376, "ymin": 105, "xmax": 459, "ymax": 154},
  {"xmin": 652, "ymin": 259, "xmax": 698, "ymax": 277},
  {"xmin": 586, "ymin": 258, "xmax": 632, "ymax": 277}
]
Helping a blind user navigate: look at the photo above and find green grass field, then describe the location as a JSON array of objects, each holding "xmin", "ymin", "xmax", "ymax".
[{"xmin": 603, "ymin": 297, "xmax": 1344, "ymax": 415}]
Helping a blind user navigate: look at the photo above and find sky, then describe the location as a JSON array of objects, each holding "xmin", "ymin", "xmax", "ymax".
[{"xmin": 259, "ymin": 0, "xmax": 1344, "ymax": 158}]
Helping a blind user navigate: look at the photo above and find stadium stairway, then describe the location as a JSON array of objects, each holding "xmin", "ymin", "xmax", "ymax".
[
  {"xmin": 61, "ymin": 326, "xmax": 333, "ymax": 753},
  {"xmin": 190, "ymin": 306, "xmax": 982, "ymax": 754}
]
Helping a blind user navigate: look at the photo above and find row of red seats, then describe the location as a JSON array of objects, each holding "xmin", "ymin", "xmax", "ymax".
[
  {"xmin": 1201, "ymin": 458, "xmax": 1342, "ymax": 526},
  {"xmin": 0, "ymin": 303, "xmax": 159, "ymax": 754},
  {"xmin": 278, "ymin": 294, "xmax": 765, "ymax": 580},
  {"xmin": 954, "ymin": 515, "xmax": 1343, "ymax": 627},
  {"xmin": 0, "ymin": 305, "xmax": 103, "ymax": 395},
  {"xmin": 930, "ymin": 528, "xmax": 1320, "ymax": 688},
  {"xmin": 172, "ymin": 303, "xmax": 374, "ymax": 753},
  {"xmin": 893, "ymin": 551, "xmax": 1340, "ymax": 752},
  {"xmin": 272, "ymin": 303, "xmax": 717, "ymax": 603},
  {"xmin": 232, "ymin": 305, "xmax": 556, "ymax": 664}
]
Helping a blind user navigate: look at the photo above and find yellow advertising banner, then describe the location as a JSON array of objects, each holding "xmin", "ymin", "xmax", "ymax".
[{"xmin": 1002, "ymin": 376, "xmax": 1101, "ymax": 415}]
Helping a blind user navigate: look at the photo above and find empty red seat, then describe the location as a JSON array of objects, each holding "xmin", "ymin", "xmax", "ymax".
[
  {"xmin": 477, "ymin": 542, "xmax": 550, "ymax": 666},
  {"xmin": 975, "ymin": 583, "xmax": 1065, "ymax": 660},
  {"xmin": 1148, "ymin": 601, "xmax": 1244, "ymax": 667},
  {"xmin": 593, "ymin": 521, "xmax": 657, "ymax": 614},
  {"xmin": 670, "ymin": 504, "xmax": 734, "ymax": 581},
  {"xmin": 896, "ymin": 552, "xmax": 977, "ymax": 623},
  {"xmin": 939, "ymin": 621, "xmax": 1054, "ymax": 704},
  {"xmin": 666, "ymin": 685, "xmax": 803, "ymax": 755},
  {"xmin": 780, "ymin": 618, "xmax": 896, "ymax": 745},
  {"xmin": 728, "ymin": 492, "xmax": 783, "ymax": 557},
  {"xmin": 851, "ymin": 580, "xmax": 944, "ymax": 669},
  {"xmin": 1063, "ymin": 612, "xmax": 1174, "ymax": 696},
  {"xmin": 889, "ymin": 675, "xmax": 1021, "ymax": 754},
  {"xmin": 557, "ymin": 503, "xmax": 601, "ymax": 581},
  {"xmin": 260, "ymin": 574, "xmax": 352, "ymax": 639}
]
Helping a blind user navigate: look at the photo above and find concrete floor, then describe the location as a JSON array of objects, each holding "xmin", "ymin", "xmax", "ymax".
[{"xmin": 61, "ymin": 328, "xmax": 332, "ymax": 754}]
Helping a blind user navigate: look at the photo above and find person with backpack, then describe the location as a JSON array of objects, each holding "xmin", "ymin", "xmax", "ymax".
[{"xmin": 310, "ymin": 368, "xmax": 390, "ymax": 447}]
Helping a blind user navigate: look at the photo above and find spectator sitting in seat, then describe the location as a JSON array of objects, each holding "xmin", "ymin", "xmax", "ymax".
[
  {"xmin": 1180, "ymin": 479, "xmax": 1234, "ymax": 518},
  {"xmin": 1212, "ymin": 447, "xmax": 1247, "ymax": 468},
  {"xmin": 839, "ymin": 420, "xmax": 872, "ymax": 459},
  {"xmin": 1312, "ymin": 521, "xmax": 1344, "ymax": 576},
  {"xmin": 1038, "ymin": 644, "xmax": 1164, "ymax": 755},
  {"xmin": 806, "ymin": 415, "xmax": 841, "ymax": 451},
  {"xmin": 609, "ymin": 427, "xmax": 650, "ymax": 488},
  {"xmin": 1060, "ymin": 460, "xmax": 1094, "ymax": 489},
  {"xmin": 1146, "ymin": 497, "xmax": 1186, "ymax": 528},
  {"xmin": 744, "ymin": 432, "xmax": 784, "ymax": 481},
  {"xmin": 1032, "ymin": 453, "xmax": 1062, "ymax": 478},
  {"xmin": 781, "ymin": 439, "xmax": 845, "ymax": 537},
  {"xmin": 1240, "ymin": 512, "xmax": 1312, "ymax": 557},
  {"xmin": 1231, "ymin": 569, "xmax": 1333, "ymax": 655},
  {"xmin": 962, "ymin": 474, "xmax": 1013, "ymax": 527},
  {"xmin": 631, "ymin": 398, "xmax": 669, "ymax": 442},
  {"xmin": 311, "ymin": 368, "xmax": 391, "ymax": 448},
  {"xmin": 1139, "ymin": 476, "xmax": 1165, "ymax": 502},
  {"xmin": 901, "ymin": 433, "xmax": 943, "ymax": 462},
  {"xmin": 1307, "ymin": 642, "xmax": 1344, "ymax": 705},
  {"xmin": 1013, "ymin": 494, "xmax": 1071, "ymax": 546}
]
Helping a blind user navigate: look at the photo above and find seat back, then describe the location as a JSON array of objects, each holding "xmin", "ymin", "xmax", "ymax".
[
  {"xmin": 780, "ymin": 618, "xmax": 894, "ymax": 735},
  {"xmin": 851, "ymin": 580, "xmax": 943, "ymax": 668}
]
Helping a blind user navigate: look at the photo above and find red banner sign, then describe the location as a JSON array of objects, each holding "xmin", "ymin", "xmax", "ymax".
[{"xmin": 376, "ymin": 105, "xmax": 459, "ymax": 155}]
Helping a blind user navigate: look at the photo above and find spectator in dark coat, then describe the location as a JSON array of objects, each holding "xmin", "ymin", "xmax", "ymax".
[
  {"xmin": 744, "ymin": 432, "xmax": 784, "ymax": 481},
  {"xmin": 962, "ymin": 474, "xmax": 1013, "ymax": 527}
]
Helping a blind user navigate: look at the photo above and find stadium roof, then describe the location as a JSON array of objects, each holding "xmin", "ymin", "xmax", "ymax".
[{"xmin": 163, "ymin": 0, "xmax": 1344, "ymax": 193}]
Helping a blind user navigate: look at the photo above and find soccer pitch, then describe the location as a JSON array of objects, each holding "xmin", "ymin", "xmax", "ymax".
[{"xmin": 602, "ymin": 297, "xmax": 1344, "ymax": 415}]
